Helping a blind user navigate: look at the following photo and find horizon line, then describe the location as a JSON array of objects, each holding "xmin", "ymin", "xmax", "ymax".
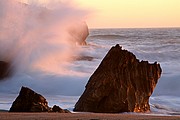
[{"xmin": 88, "ymin": 26, "xmax": 180, "ymax": 29}]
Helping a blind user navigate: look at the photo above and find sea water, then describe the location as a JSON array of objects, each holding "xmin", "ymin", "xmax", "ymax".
[
  {"xmin": 1, "ymin": 1, "xmax": 180, "ymax": 115},
  {"xmin": 88, "ymin": 28, "xmax": 180, "ymax": 115},
  {"xmin": 1, "ymin": 28, "xmax": 180, "ymax": 115}
]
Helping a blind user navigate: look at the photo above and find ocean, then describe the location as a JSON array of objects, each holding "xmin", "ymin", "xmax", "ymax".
[
  {"xmin": 1, "ymin": 28, "xmax": 180, "ymax": 115},
  {"xmin": 1, "ymin": 0, "xmax": 180, "ymax": 116}
]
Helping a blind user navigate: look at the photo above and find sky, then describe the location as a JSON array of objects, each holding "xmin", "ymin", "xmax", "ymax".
[{"xmin": 20, "ymin": 0, "xmax": 180, "ymax": 28}]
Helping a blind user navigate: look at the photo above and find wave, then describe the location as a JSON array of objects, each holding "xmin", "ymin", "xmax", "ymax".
[
  {"xmin": 150, "ymin": 96, "xmax": 180, "ymax": 115},
  {"xmin": 88, "ymin": 34, "xmax": 129, "ymax": 40}
]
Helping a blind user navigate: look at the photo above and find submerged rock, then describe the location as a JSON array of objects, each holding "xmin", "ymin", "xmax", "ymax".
[
  {"xmin": 0, "ymin": 61, "xmax": 12, "ymax": 80},
  {"xmin": 9, "ymin": 86, "xmax": 70, "ymax": 113},
  {"xmin": 74, "ymin": 44, "xmax": 162, "ymax": 113},
  {"xmin": 72, "ymin": 55, "xmax": 94, "ymax": 61}
]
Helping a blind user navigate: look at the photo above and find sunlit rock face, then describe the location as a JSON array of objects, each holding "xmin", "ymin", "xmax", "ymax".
[
  {"xmin": 74, "ymin": 44, "xmax": 162, "ymax": 113},
  {"xmin": 0, "ymin": 61, "xmax": 11, "ymax": 80}
]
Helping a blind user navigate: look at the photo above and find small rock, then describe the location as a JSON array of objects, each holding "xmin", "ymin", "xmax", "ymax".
[
  {"xmin": 9, "ymin": 86, "xmax": 71, "ymax": 113},
  {"xmin": 9, "ymin": 86, "xmax": 50, "ymax": 112}
]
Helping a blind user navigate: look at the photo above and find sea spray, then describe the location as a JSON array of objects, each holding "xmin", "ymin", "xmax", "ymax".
[
  {"xmin": 0, "ymin": 0, "xmax": 88, "ymax": 74},
  {"xmin": 0, "ymin": 0, "xmax": 90, "ymax": 95}
]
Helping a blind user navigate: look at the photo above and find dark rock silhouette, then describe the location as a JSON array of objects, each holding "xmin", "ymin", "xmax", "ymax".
[
  {"xmin": 9, "ymin": 87, "xmax": 50, "ymax": 112},
  {"xmin": 72, "ymin": 55, "xmax": 94, "ymax": 61},
  {"xmin": 0, "ymin": 61, "xmax": 11, "ymax": 80},
  {"xmin": 74, "ymin": 44, "xmax": 162, "ymax": 113},
  {"xmin": 9, "ymin": 86, "xmax": 70, "ymax": 113},
  {"xmin": 52, "ymin": 105, "xmax": 70, "ymax": 113}
]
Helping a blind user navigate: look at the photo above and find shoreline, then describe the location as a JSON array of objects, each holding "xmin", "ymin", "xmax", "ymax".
[{"xmin": 0, "ymin": 112, "xmax": 180, "ymax": 120}]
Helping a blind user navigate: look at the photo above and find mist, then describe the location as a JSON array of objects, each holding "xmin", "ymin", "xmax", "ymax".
[{"xmin": 0, "ymin": 0, "xmax": 90, "ymax": 95}]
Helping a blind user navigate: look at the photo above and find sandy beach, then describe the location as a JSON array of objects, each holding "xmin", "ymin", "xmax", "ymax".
[{"xmin": 0, "ymin": 113, "xmax": 180, "ymax": 120}]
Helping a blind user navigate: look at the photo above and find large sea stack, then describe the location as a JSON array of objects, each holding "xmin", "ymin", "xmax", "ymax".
[
  {"xmin": 74, "ymin": 44, "xmax": 162, "ymax": 113},
  {"xmin": 9, "ymin": 86, "xmax": 70, "ymax": 113}
]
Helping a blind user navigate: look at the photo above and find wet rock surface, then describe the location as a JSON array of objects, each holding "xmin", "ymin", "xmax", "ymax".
[{"xmin": 74, "ymin": 44, "xmax": 162, "ymax": 113}]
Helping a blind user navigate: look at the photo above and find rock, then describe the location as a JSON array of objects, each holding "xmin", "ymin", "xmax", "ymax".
[
  {"xmin": 72, "ymin": 55, "xmax": 94, "ymax": 61},
  {"xmin": 9, "ymin": 86, "xmax": 71, "ymax": 113},
  {"xmin": 74, "ymin": 44, "xmax": 162, "ymax": 113},
  {"xmin": 52, "ymin": 105, "xmax": 70, "ymax": 113},
  {"xmin": 68, "ymin": 21, "xmax": 89, "ymax": 45},
  {"xmin": 0, "ymin": 61, "xmax": 12, "ymax": 80},
  {"xmin": 9, "ymin": 86, "xmax": 50, "ymax": 112}
]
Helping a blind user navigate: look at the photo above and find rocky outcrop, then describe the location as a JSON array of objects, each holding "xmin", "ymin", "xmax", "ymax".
[
  {"xmin": 9, "ymin": 86, "xmax": 70, "ymax": 113},
  {"xmin": 0, "ymin": 61, "xmax": 11, "ymax": 80},
  {"xmin": 68, "ymin": 21, "xmax": 89, "ymax": 45},
  {"xmin": 74, "ymin": 44, "xmax": 162, "ymax": 113}
]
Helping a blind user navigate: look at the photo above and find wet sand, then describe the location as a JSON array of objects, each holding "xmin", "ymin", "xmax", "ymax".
[{"xmin": 0, "ymin": 113, "xmax": 180, "ymax": 120}]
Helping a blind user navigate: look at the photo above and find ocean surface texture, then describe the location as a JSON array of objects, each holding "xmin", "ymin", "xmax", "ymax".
[{"xmin": 0, "ymin": 28, "xmax": 180, "ymax": 115}]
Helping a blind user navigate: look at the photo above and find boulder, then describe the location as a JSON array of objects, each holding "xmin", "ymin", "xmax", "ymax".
[
  {"xmin": 9, "ymin": 86, "xmax": 50, "ymax": 112},
  {"xmin": 9, "ymin": 86, "xmax": 70, "ymax": 113},
  {"xmin": 0, "ymin": 61, "xmax": 11, "ymax": 80},
  {"xmin": 74, "ymin": 44, "xmax": 162, "ymax": 113}
]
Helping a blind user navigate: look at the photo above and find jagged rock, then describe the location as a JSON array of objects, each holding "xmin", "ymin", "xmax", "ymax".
[
  {"xmin": 0, "ymin": 61, "xmax": 11, "ymax": 80},
  {"xmin": 9, "ymin": 86, "xmax": 71, "ymax": 113},
  {"xmin": 52, "ymin": 105, "xmax": 70, "ymax": 113},
  {"xmin": 74, "ymin": 44, "xmax": 162, "ymax": 113},
  {"xmin": 9, "ymin": 86, "xmax": 50, "ymax": 112}
]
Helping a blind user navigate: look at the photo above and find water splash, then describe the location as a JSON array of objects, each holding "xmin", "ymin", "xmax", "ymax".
[
  {"xmin": 0, "ymin": 0, "xmax": 90, "ymax": 95},
  {"xmin": 0, "ymin": 0, "xmax": 88, "ymax": 75}
]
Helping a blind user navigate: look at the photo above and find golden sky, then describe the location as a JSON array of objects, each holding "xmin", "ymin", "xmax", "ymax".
[{"xmin": 20, "ymin": 0, "xmax": 180, "ymax": 28}]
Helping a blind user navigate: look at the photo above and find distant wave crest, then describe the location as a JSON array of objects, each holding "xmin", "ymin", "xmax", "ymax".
[{"xmin": 89, "ymin": 35, "xmax": 128, "ymax": 40}]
